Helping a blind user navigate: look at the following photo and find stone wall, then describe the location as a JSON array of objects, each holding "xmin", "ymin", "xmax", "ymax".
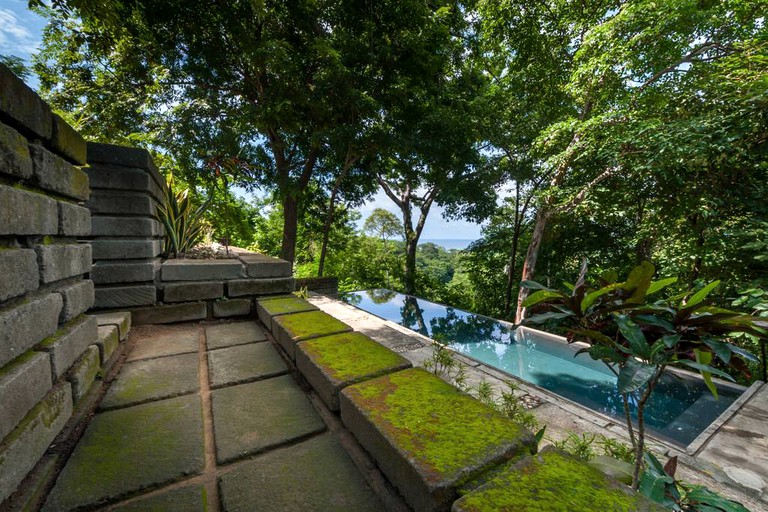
[
  {"xmin": 295, "ymin": 276, "xmax": 339, "ymax": 296},
  {"xmin": 0, "ymin": 64, "xmax": 118, "ymax": 503}
]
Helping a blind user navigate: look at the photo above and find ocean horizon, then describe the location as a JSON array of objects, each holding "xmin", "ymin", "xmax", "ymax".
[{"xmin": 419, "ymin": 238, "xmax": 476, "ymax": 250}]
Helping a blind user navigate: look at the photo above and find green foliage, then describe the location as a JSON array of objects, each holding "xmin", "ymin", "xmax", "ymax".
[
  {"xmin": 1, "ymin": 54, "xmax": 31, "ymax": 80},
  {"xmin": 422, "ymin": 343, "xmax": 468, "ymax": 392},
  {"xmin": 157, "ymin": 178, "xmax": 207, "ymax": 258}
]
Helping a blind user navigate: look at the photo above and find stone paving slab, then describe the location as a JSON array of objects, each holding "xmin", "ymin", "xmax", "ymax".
[
  {"xmin": 452, "ymin": 446, "xmax": 664, "ymax": 512},
  {"xmin": 212, "ymin": 374, "xmax": 326, "ymax": 464},
  {"xmin": 219, "ymin": 433, "xmax": 385, "ymax": 512},
  {"xmin": 101, "ymin": 352, "xmax": 199, "ymax": 409},
  {"xmin": 256, "ymin": 296, "xmax": 319, "ymax": 331},
  {"xmin": 208, "ymin": 341, "xmax": 288, "ymax": 388},
  {"xmin": 296, "ymin": 332, "xmax": 412, "ymax": 411},
  {"xmin": 340, "ymin": 368, "xmax": 536, "ymax": 512},
  {"xmin": 110, "ymin": 484, "xmax": 207, "ymax": 512},
  {"xmin": 205, "ymin": 321, "xmax": 267, "ymax": 350},
  {"xmin": 272, "ymin": 311, "xmax": 352, "ymax": 360},
  {"xmin": 42, "ymin": 394, "xmax": 204, "ymax": 511},
  {"xmin": 127, "ymin": 324, "xmax": 200, "ymax": 361}
]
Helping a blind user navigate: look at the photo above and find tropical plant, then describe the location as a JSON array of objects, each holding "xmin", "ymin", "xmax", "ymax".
[
  {"xmin": 157, "ymin": 178, "xmax": 208, "ymax": 258},
  {"xmin": 522, "ymin": 261, "xmax": 765, "ymax": 488}
]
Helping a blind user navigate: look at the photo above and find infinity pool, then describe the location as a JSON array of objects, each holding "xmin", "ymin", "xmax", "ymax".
[{"xmin": 343, "ymin": 289, "xmax": 744, "ymax": 446}]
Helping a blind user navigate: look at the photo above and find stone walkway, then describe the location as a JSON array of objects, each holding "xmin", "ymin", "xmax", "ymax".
[{"xmin": 41, "ymin": 320, "xmax": 386, "ymax": 511}]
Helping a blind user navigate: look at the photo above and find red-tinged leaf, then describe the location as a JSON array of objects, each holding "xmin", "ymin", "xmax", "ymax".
[{"xmin": 663, "ymin": 456, "xmax": 678, "ymax": 478}]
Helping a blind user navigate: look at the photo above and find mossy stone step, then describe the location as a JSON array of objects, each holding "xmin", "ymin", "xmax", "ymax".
[
  {"xmin": 257, "ymin": 296, "xmax": 319, "ymax": 332},
  {"xmin": 271, "ymin": 310, "xmax": 352, "ymax": 360},
  {"xmin": 340, "ymin": 368, "xmax": 536, "ymax": 512},
  {"xmin": 452, "ymin": 447, "xmax": 665, "ymax": 512},
  {"xmin": 296, "ymin": 332, "xmax": 412, "ymax": 411}
]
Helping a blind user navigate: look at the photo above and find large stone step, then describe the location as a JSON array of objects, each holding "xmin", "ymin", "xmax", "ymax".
[{"xmin": 340, "ymin": 367, "xmax": 537, "ymax": 512}]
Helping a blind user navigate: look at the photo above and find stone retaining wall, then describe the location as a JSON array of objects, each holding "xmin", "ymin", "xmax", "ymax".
[
  {"xmin": 0, "ymin": 64, "xmax": 124, "ymax": 504},
  {"xmin": 295, "ymin": 276, "xmax": 339, "ymax": 296}
]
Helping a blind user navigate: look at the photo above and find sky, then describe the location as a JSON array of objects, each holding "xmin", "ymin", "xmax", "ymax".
[{"xmin": 0, "ymin": 1, "xmax": 485, "ymax": 240}]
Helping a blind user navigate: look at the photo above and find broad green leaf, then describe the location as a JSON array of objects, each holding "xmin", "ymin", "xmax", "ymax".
[
  {"xmin": 647, "ymin": 277, "xmax": 678, "ymax": 295},
  {"xmin": 525, "ymin": 311, "xmax": 574, "ymax": 324},
  {"xmin": 695, "ymin": 349, "xmax": 718, "ymax": 399},
  {"xmin": 702, "ymin": 338, "xmax": 731, "ymax": 363},
  {"xmin": 638, "ymin": 469, "xmax": 675, "ymax": 504},
  {"xmin": 728, "ymin": 344, "xmax": 759, "ymax": 363},
  {"xmin": 617, "ymin": 359, "xmax": 656, "ymax": 394},
  {"xmin": 684, "ymin": 281, "xmax": 721, "ymax": 309},
  {"xmin": 520, "ymin": 280, "xmax": 555, "ymax": 291},
  {"xmin": 684, "ymin": 487, "xmax": 750, "ymax": 512},
  {"xmin": 676, "ymin": 360, "xmax": 735, "ymax": 382},
  {"xmin": 634, "ymin": 314, "xmax": 675, "ymax": 333},
  {"xmin": 661, "ymin": 334, "xmax": 681, "ymax": 348},
  {"xmin": 521, "ymin": 290, "xmax": 567, "ymax": 308},
  {"xmin": 616, "ymin": 315, "xmax": 650, "ymax": 358},
  {"xmin": 588, "ymin": 455, "xmax": 633, "ymax": 485},
  {"xmin": 623, "ymin": 261, "xmax": 655, "ymax": 304},
  {"xmin": 572, "ymin": 329, "xmax": 614, "ymax": 346},
  {"xmin": 580, "ymin": 283, "xmax": 621, "ymax": 313}
]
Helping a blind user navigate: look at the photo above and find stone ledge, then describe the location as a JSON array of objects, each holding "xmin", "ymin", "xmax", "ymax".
[
  {"xmin": 51, "ymin": 114, "xmax": 86, "ymax": 165},
  {"xmin": 237, "ymin": 252, "xmax": 292, "ymax": 278},
  {"xmin": 90, "ymin": 216, "xmax": 162, "ymax": 237},
  {"xmin": 28, "ymin": 144, "xmax": 89, "ymax": 201},
  {"xmin": 163, "ymin": 281, "xmax": 224, "ymax": 303},
  {"xmin": 228, "ymin": 277, "xmax": 294, "ymax": 297},
  {"xmin": 91, "ymin": 239, "xmax": 162, "ymax": 260},
  {"xmin": 213, "ymin": 298, "xmax": 252, "ymax": 318},
  {"xmin": 0, "ymin": 293, "xmax": 63, "ymax": 368},
  {"xmin": 452, "ymin": 447, "xmax": 664, "ymax": 512},
  {"xmin": 85, "ymin": 190, "xmax": 157, "ymax": 217},
  {"xmin": 67, "ymin": 345, "xmax": 101, "ymax": 404},
  {"xmin": 0, "ymin": 122, "xmax": 33, "ymax": 180},
  {"xmin": 37, "ymin": 315, "xmax": 99, "ymax": 380},
  {"xmin": 129, "ymin": 302, "xmax": 207, "ymax": 325},
  {"xmin": 57, "ymin": 279, "xmax": 95, "ymax": 323},
  {"xmin": 93, "ymin": 312, "xmax": 131, "ymax": 341},
  {"xmin": 0, "ymin": 383, "xmax": 72, "ymax": 504},
  {"xmin": 95, "ymin": 325, "xmax": 120, "ymax": 363},
  {"xmin": 90, "ymin": 259, "xmax": 160, "ymax": 285},
  {"xmin": 340, "ymin": 368, "xmax": 536, "ymax": 512},
  {"xmin": 296, "ymin": 332, "xmax": 412, "ymax": 411},
  {"xmin": 0, "ymin": 351, "xmax": 52, "ymax": 443},
  {"xmin": 0, "ymin": 63, "xmax": 52, "ymax": 141},
  {"xmin": 35, "ymin": 243, "xmax": 92, "ymax": 284},
  {"xmin": 86, "ymin": 142, "xmax": 165, "ymax": 191},
  {"xmin": 271, "ymin": 310, "xmax": 352, "ymax": 360},
  {"xmin": 256, "ymin": 296, "xmax": 319, "ymax": 332},
  {"xmin": 162, "ymin": 259, "xmax": 243, "ymax": 281},
  {"xmin": 94, "ymin": 284, "xmax": 157, "ymax": 309}
]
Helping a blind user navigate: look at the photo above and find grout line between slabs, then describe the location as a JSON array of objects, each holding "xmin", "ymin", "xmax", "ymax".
[{"xmin": 199, "ymin": 327, "xmax": 221, "ymax": 511}]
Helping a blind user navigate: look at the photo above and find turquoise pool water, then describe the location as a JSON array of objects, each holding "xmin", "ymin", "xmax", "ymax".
[{"xmin": 343, "ymin": 289, "xmax": 744, "ymax": 446}]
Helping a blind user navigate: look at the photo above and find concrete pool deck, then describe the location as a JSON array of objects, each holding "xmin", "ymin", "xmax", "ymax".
[{"xmin": 306, "ymin": 294, "xmax": 768, "ymax": 510}]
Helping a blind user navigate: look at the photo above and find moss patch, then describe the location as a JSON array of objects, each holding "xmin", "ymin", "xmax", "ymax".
[
  {"xmin": 345, "ymin": 368, "xmax": 534, "ymax": 481},
  {"xmin": 276, "ymin": 311, "xmax": 351, "ymax": 340},
  {"xmin": 259, "ymin": 297, "xmax": 318, "ymax": 316},
  {"xmin": 454, "ymin": 447, "xmax": 663, "ymax": 512},
  {"xmin": 301, "ymin": 332, "xmax": 410, "ymax": 382}
]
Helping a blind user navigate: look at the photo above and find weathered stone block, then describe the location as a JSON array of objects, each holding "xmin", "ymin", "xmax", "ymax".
[
  {"xmin": 85, "ymin": 190, "xmax": 157, "ymax": 216},
  {"xmin": 0, "ymin": 248, "xmax": 38, "ymax": 302},
  {"xmin": 0, "ymin": 293, "xmax": 62, "ymax": 368},
  {"xmin": 37, "ymin": 315, "xmax": 99, "ymax": 379},
  {"xmin": 90, "ymin": 216, "xmax": 161, "ymax": 237},
  {"xmin": 51, "ymin": 114, "xmax": 86, "ymax": 165},
  {"xmin": 228, "ymin": 277, "xmax": 294, "ymax": 297},
  {"xmin": 93, "ymin": 312, "xmax": 131, "ymax": 340},
  {"xmin": 67, "ymin": 345, "xmax": 101, "ymax": 404},
  {"xmin": 0, "ymin": 351, "xmax": 52, "ymax": 443},
  {"xmin": 164, "ymin": 281, "xmax": 224, "ymax": 302},
  {"xmin": 58, "ymin": 201, "xmax": 91, "ymax": 236},
  {"xmin": 90, "ymin": 259, "xmax": 159, "ymax": 285},
  {"xmin": 452, "ymin": 447, "xmax": 664, "ymax": 512},
  {"xmin": 205, "ymin": 322, "xmax": 267, "ymax": 350},
  {"xmin": 28, "ymin": 144, "xmax": 90, "ymax": 200},
  {"xmin": 94, "ymin": 284, "xmax": 156, "ymax": 308},
  {"xmin": 340, "ymin": 368, "xmax": 536, "ymax": 512},
  {"xmin": 91, "ymin": 239, "xmax": 161, "ymax": 260},
  {"xmin": 0, "ymin": 122, "xmax": 32, "ymax": 179},
  {"xmin": 85, "ymin": 165, "xmax": 151, "ymax": 192},
  {"xmin": 208, "ymin": 342, "xmax": 287, "ymax": 388},
  {"xmin": 0, "ymin": 185, "xmax": 58, "ymax": 235},
  {"xmin": 256, "ymin": 296, "xmax": 318, "ymax": 331},
  {"xmin": 57, "ymin": 280, "xmax": 95, "ymax": 323},
  {"xmin": 87, "ymin": 142, "xmax": 162, "ymax": 183},
  {"xmin": 0, "ymin": 63, "xmax": 53, "ymax": 141},
  {"xmin": 0, "ymin": 383, "xmax": 72, "ymax": 504},
  {"xmin": 239, "ymin": 252, "xmax": 292, "ymax": 278},
  {"xmin": 96, "ymin": 325, "xmax": 120, "ymax": 363},
  {"xmin": 130, "ymin": 302, "xmax": 207, "ymax": 325},
  {"xmin": 271, "ymin": 310, "xmax": 352, "ymax": 360},
  {"xmin": 35, "ymin": 243, "xmax": 91, "ymax": 283},
  {"xmin": 162, "ymin": 259, "xmax": 243, "ymax": 281},
  {"xmin": 213, "ymin": 298, "xmax": 252, "ymax": 318},
  {"xmin": 296, "ymin": 332, "xmax": 412, "ymax": 411}
]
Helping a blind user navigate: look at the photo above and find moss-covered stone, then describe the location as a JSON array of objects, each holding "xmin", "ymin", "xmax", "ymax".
[
  {"xmin": 272, "ymin": 310, "xmax": 352, "ymax": 359},
  {"xmin": 257, "ymin": 296, "xmax": 319, "ymax": 331},
  {"xmin": 452, "ymin": 447, "xmax": 665, "ymax": 512},
  {"xmin": 340, "ymin": 368, "xmax": 536, "ymax": 511},
  {"xmin": 296, "ymin": 332, "xmax": 412, "ymax": 411}
]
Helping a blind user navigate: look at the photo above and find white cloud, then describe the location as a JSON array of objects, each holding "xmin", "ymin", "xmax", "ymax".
[{"xmin": 0, "ymin": 7, "xmax": 41, "ymax": 56}]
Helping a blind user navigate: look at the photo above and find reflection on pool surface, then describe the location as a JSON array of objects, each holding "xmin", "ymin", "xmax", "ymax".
[{"xmin": 342, "ymin": 289, "xmax": 744, "ymax": 446}]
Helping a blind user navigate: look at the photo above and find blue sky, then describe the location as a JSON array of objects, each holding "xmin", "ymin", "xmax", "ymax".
[{"xmin": 0, "ymin": 1, "xmax": 485, "ymax": 240}]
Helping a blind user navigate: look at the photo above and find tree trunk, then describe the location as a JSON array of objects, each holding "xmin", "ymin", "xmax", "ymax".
[
  {"xmin": 515, "ymin": 207, "xmax": 551, "ymax": 323},
  {"xmin": 281, "ymin": 194, "xmax": 298, "ymax": 263},
  {"xmin": 504, "ymin": 181, "xmax": 522, "ymax": 317},
  {"xmin": 317, "ymin": 188, "xmax": 338, "ymax": 277},
  {"xmin": 405, "ymin": 235, "xmax": 418, "ymax": 295}
]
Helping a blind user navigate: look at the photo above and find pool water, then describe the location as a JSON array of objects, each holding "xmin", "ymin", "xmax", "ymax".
[{"xmin": 343, "ymin": 289, "xmax": 743, "ymax": 446}]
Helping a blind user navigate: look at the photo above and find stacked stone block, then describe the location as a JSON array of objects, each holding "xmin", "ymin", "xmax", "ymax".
[
  {"xmin": 0, "ymin": 64, "xmax": 106, "ymax": 504},
  {"xmin": 85, "ymin": 142, "xmax": 165, "ymax": 309}
]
